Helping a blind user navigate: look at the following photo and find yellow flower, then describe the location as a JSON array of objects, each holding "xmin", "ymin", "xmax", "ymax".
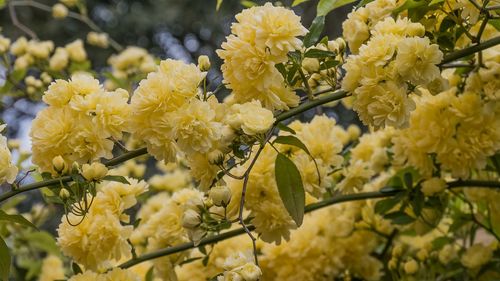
[
  {"xmin": 342, "ymin": 7, "xmax": 370, "ymax": 54},
  {"xmin": 65, "ymin": 39, "xmax": 87, "ymax": 62},
  {"xmin": 217, "ymin": 3, "xmax": 304, "ymax": 111},
  {"xmin": 226, "ymin": 100, "xmax": 275, "ymax": 135},
  {"xmin": 232, "ymin": 3, "xmax": 306, "ymax": 61},
  {"xmin": 104, "ymin": 268, "xmax": 141, "ymax": 281},
  {"xmin": 10, "ymin": 36, "xmax": 28, "ymax": 56},
  {"xmin": 108, "ymin": 46, "xmax": 156, "ymax": 74},
  {"xmin": 39, "ymin": 255, "xmax": 66, "ymax": 281},
  {"xmin": 421, "ymin": 177, "xmax": 447, "ymax": 196},
  {"xmin": 0, "ymin": 35, "xmax": 11, "ymax": 53},
  {"xmin": 27, "ymin": 40, "xmax": 54, "ymax": 59},
  {"xmin": 49, "ymin": 47, "xmax": 69, "ymax": 71},
  {"xmin": 354, "ymin": 81, "xmax": 415, "ymax": 128},
  {"xmin": 394, "ymin": 37, "xmax": 443, "ymax": 85},
  {"xmin": 57, "ymin": 211, "xmax": 133, "ymax": 270},
  {"xmin": 0, "ymin": 125, "xmax": 18, "ymax": 184},
  {"xmin": 461, "ymin": 243, "xmax": 494, "ymax": 269},
  {"xmin": 172, "ymin": 98, "xmax": 223, "ymax": 155},
  {"xmin": 52, "ymin": 3, "xmax": 68, "ymax": 19},
  {"xmin": 130, "ymin": 59, "xmax": 205, "ymax": 161},
  {"xmin": 86, "ymin": 32, "xmax": 109, "ymax": 48},
  {"xmin": 218, "ymin": 35, "xmax": 299, "ymax": 111}
]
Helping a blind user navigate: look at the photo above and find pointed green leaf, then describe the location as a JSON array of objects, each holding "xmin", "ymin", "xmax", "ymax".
[
  {"xmin": 303, "ymin": 16, "xmax": 325, "ymax": 48},
  {"xmin": 0, "ymin": 210, "xmax": 37, "ymax": 229},
  {"xmin": 216, "ymin": 0, "xmax": 223, "ymax": 10},
  {"xmin": 273, "ymin": 135, "xmax": 311, "ymax": 156},
  {"xmin": 145, "ymin": 266, "xmax": 154, "ymax": 281},
  {"xmin": 317, "ymin": 0, "xmax": 357, "ymax": 16},
  {"xmin": 23, "ymin": 231, "xmax": 59, "ymax": 255},
  {"xmin": 276, "ymin": 123, "xmax": 296, "ymax": 134},
  {"xmin": 275, "ymin": 153, "xmax": 305, "ymax": 226},
  {"xmin": 292, "ymin": 0, "xmax": 310, "ymax": 6},
  {"xmin": 0, "ymin": 238, "xmax": 10, "ymax": 281},
  {"xmin": 102, "ymin": 175, "xmax": 130, "ymax": 184}
]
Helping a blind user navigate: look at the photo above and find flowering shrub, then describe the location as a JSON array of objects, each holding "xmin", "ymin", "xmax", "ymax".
[{"xmin": 0, "ymin": 0, "xmax": 499, "ymax": 280}]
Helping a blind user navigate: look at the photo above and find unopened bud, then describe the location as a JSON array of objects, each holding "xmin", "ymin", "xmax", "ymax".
[
  {"xmin": 59, "ymin": 188, "xmax": 70, "ymax": 199},
  {"xmin": 403, "ymin": 259, "xmax": 419, "ymax": 275},
  {"xmin": 52, "ymin": 3, "xmax": 68, "ymax": 19},
  {"xmin": 209, "ymin": 185, "xmax": 232, "ymax": 207},
  {"xmin": 302, "ymin": 57, "xmax": 320, "ymax": 73},
  {"xmin": 198, "ymin": 55, "xmax": 211, "ymax": 71},
  {"xmin": 52, "ymin": 155, "xmax": 66, "ymax": 174},
  {"xmin": 182, "ymin": 209, "xmax": 201, "ymax": 229}
]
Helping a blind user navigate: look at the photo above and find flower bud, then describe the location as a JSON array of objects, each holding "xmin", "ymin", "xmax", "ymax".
[
  {"xmin": 0, "ymin": 36, "xmax": 10, "ymax": 53},
  {"xmin": 71, "ymin": 162, "xmax": 80, "ymax": 173},
  {"xmin": 209, "ymin": 185, "xmax": 232, "ymax": 207},
  {"xmin": 198, "ymin": 55, "xmax": 211, "ymax": 71},
  {"xmin": 234, "ymin": 263, "xmax": 262, "ymax": 281},
  {"xmin": 52, "ymin": 155, "xmax": 66, "ymax": 174},
  {"xmin": 182, "ymin": 209, "xmax": 201, "ymax": 229},
  {"xmin": 185, "ymin": 197, "xmax": 205, "ymax": 212},
  {"xmin": 347, "ymin": 124, "xmax": 361, "ymax": 141},
  {"xmin": 421, "ymin": 177, "xmax": 446, "ymax": 196},
  {"xmin": 81, "ymin": 162, "xmax": 108, "ymax": 181},
  {"xmin": 59, "ymin": 188, "xmax": 70, "ymax": 199},
  {"xmin": 52, "ymin": 3, "xmax": 68, "ymax": 19},
  {"xmin": 302, "ymin": 57, "xmax": 320, "ymax": 73},
  {"xmin": 403, "ymin": 259, "xmax": 418, "ymax": 275}
]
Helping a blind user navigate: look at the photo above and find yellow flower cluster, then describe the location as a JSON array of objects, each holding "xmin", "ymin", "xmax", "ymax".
[
  {"xmin": 342, "ymin": 17, "xmax": 443, "ymax": 128},
  {"xmin": 107, "ymin": 46, "xmax": 156, "ymax": 82},
  {"xmin": 0, "ymin": 125, "xmax": 18, "ymax": 184},
  {"xmin": 224, "ymin": 115, "xmax": 346, "ymax": 243},
  {"xmin": 68, "ymin": 268, "xmax": 141, "ymax": 281},
  {"xmin": 9, "ymin": 37, "xmax": 55, "ymax": 70},
  {"xmin": 217, "ymin": 251, "xmax": 262, "ymax": 281},
  {"xmin": 393, "ymin": 88, "xmax": 500, "ymax": 179},
  {"xmin": 130, "ymin": 188, "xmax": 204, "ymax": 279},
  {"xmin": 342, "ymin": 0, "xmax": 398, "ymax": 53},
  {"xmin": 217, "ymin": 3, "xmax": 307, "ymax": 111},
  {"xmin": 57, "ymin": 178, "xmax": 147, "ymax": 270},
  {"xmin": 30, "ymin": 73, "xmax": 130, "ymax": 174}
]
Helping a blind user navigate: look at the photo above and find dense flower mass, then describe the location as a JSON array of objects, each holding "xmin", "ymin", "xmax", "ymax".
[
  {"xmin": 218, "ymin": 3, "xmax": 306, "ymax": 111},
  {"xmin": 57, "ymin": 178, "xmax": 147, "ymax": 270},
  {"xmin": 30, "ymin": 73, "xmax": 131, "ymax": 174},
  {"xmin": 342, "ymin": 16, "xmax": 443, "ymax": 128}
]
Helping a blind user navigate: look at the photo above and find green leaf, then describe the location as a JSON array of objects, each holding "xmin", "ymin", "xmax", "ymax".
[
  {"xmin": 317, "ymin": 0, "xmax": 357, "ymax": 16},
  {"xmin": 392, "ymin": 0, "xmax": 427, "ymax": 16},
  {"xmin": 303, "ymin": 16, "xmax": 325, "ymax": 48},
  {"xmin": 72, "ymin": 262, "xmax": 82, "ymax": 275},
  {"xmin": 273, "ymin": 135, "xmax": 311, "ymax": 156},
  {"xmin": 384, "ymin": 211, "xmax": 416, "ymax": 225},
  {"xmin": 275, "ymin": 63, "xmax": 287, "ymax": 79},
  {"xmin": 0, "ymin": 210, "xmax": 37, "ymax": 229},
  {"xmin": 374, "ymin": 197, "xmax": 400, "ymax": 214},
  {"xmin": 432, "ymin": 236, "xmax": 454, "ymax": 250},
  {"xmin": 0, "ymin": 238, "xmax": 10, "ymax": 281},
  {"xmin": 240, "ymin": 0, "xmax": 256, "ymax": 8},
  {"xmin": 292, "ymin": 0, "xmax": 310, "ymax": 6},
  {"xmin": 275, "ymin": 153, "xmax": 305, "ymax": 226},
  {"xmin": 23, "ymin": 231, "xmax": 60, "ymax": 255},
  {"xmin": 304, "ymin": 48, "xmax": 337, "ymax": 58},
  {"xmin": 319, "ymin": 60, "xmax": 340, "ymax": 70},
  {"xmin": 489, "ymin": 19, "xmax": 500, "ymax": 32},
  {"xmin": 102, "ymin": 175, "xmax": 130, "ymax": 184},
  {"xmin": 276, "ymin": 123, "xmax": 296, "ymax": 134},
  {"xmin": 145, "ymin": 266, "xmax": 154, "ymax": 281},
  {"xmin": 216, "ymin": 0, "xmax": 223, "ymax": 10},
  {"xmin": 0, "ymin": 0, "xmax": 6, "ymax": 9}
]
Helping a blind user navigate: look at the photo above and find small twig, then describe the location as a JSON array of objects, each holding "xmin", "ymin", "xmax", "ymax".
[{"xmin": 8, "ymin": 2, "xmax": 38, "ymax": 39}]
